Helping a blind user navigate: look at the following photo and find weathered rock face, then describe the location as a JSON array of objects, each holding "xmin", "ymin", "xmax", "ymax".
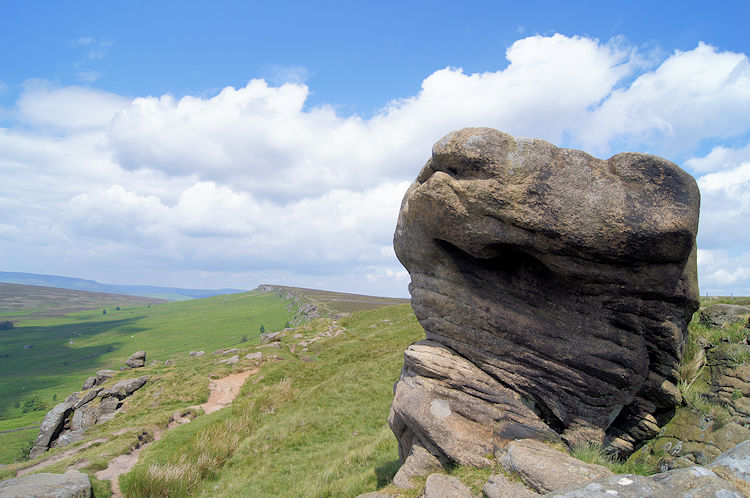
[
  {"xmin": 0, "ymin": 469, "xmax": 91, "ymax": 497},
  {"xmin": 30, "ymin": 375, "xmax": 148, "ymax": 458},
  {"xmin": 29, "ymin": 402, "xmax": 74, "ymax": 459},
  {"xmin": 390, "ymin": 128, "xmax": 700, "ymax": 469}
]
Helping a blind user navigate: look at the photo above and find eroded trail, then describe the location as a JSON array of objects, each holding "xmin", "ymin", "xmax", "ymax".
[
  {"xmin": 192, "ymin": 368, "xmax": 256, "ymax": 415},
  {"xmin": 94, "ymin": 369, "xmax": 256, "ymax": 497}
]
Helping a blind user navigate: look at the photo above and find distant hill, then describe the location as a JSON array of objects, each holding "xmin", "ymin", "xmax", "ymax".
[
  {"xmin": 0, "ymin": 283, "xmax": 166, "ymax": 321},
  {"xmin": 0, "ymin": 271, "xmax": 246, "ymax": 301}
]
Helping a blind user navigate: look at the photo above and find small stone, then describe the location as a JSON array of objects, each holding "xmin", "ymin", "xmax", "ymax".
[
  {"xmin": 189, "ymin": 350, "xmax": 205, "ymax": 357},
  {"xmin": 244, "ymin": 352, "xmax": 262, "ymax": 361}
]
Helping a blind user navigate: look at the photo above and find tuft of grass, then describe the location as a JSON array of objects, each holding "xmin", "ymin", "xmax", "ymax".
[{"xmin": 572, "ymin": 442, "xmax": 657, "ymax": 476}]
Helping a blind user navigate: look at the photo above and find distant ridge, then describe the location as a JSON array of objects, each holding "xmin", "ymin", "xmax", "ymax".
[{"xmin": 0, "ymin": 271, "xmax": 246, "ymax": 301}]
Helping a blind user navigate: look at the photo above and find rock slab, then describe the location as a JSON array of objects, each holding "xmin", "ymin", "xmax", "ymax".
[
  {"xmin": 390, "ymin": 128, "xmax": 700, "ymax": 471},
  {"xmin": 0, "ymin": 470, "xmax": 91, "ymax": 497},
  {"xmin": 500, "ymin": 439, "xmax": 612, "ymax": 493}
]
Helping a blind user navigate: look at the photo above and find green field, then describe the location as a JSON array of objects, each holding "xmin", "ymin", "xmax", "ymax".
[
  {"xmin": 0, "ymin": 290, "xmax": 297, "ymax": 427},
  {"xmin": 0, "ymin": 285, "xmax": 410, "ymax": 468}
]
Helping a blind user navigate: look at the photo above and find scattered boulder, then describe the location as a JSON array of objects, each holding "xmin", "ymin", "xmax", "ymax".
[
  {"xmin": 224, "ymin": 348, "xmax": 240, "ymax": 355},
  {"xmin": 482, "ymin": 473, "xmax": 539, "ymax": 498},
  {"xmin": 260, "ymin": 331, "xmax": 283, "ymax": 343},
  {"xmin": 419, "ymin": 473, "xmax": 472, "ymax": 498},
  {"xmin": 29, "ymin": 402, "xmax": 74, "ymax": 459},
  {"xmin": 164, "ymin": 360, "xmax": 174, "ymax": 366},
  {"xmin": 390, "ymin": 128, "xmax": 700, "ymax": 470},
  {"xmin": 245, "ymin": 352, "xmax": 262, "ymax": 361},
  {"xmin": 699, "ymin": 304, "xmax": 750, "ymax": 328},
  {"xmin": 189, "ymin": 350, "xmax": 205, "ymax": 357},
  {"xmin": 212, "ymin": 348, "xmax": 225, "ymax": 355},
  {"xmin": 219, "ymin": 355, "xmax": 239, "ymax": 365},
  {"xmin": 125, "ymin": 350, "xmax": 146, "ymax": 368},
  {"xmin": 500, "ymin": 439, "xmax": 612, "ymax": 494},
  {"xmin": 0, "ymin": 469, "xmax": 91, "ymax": 497}
]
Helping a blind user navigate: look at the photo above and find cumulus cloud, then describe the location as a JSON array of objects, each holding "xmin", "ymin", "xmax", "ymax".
[
  {"xmin": 577, "ymin": 42, "xmax": 750, "ymax": 155},
  {"xmin": 16, "ymin": 81, "xmax": 129, "ymax": 130},
  {"xmin": 1, "ymin": 34, "xmax": 750, "ymax": 296},
  {"xmin": 686, "ymin": 143, "xmax": 750, "ymax": 173}
]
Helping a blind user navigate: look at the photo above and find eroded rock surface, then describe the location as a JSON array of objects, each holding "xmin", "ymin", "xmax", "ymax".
[
  {"xmin": 0, "ymin": 469, "xmax": 91, "ymax": 497},
  {"xmin": 390, "ymin": 128, "xmax": 700, "ymax": 471}
]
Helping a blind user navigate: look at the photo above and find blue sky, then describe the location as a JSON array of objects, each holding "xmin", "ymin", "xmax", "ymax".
[{"xmin": 1, "ymin": 1, "xmax": 749, "ymax": 297}]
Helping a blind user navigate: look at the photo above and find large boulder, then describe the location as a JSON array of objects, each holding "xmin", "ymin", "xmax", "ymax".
[
  {"xmin": 29, "ymin": 402, "xmax": 74, "ymax": 459},
  {"xmin": 0, "ymin": 469, "xmax": 91, "ymax": 497},
  {"xmin": 390, "ymin": 128, "xmax": 700, "ymax": 471},
  {"xmin": 125, "ymin": 350, "xmax": 146, "ymax": 368}
]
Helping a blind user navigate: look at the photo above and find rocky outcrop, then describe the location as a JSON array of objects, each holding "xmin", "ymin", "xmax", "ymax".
[
  {"xmin": 390, "ymin": 128, "xmax": 700, "ymax": 473},
  {"xmin": 125, "ymin": 350, "xmax": 146, "ymax": 368},
  {"xmin": 699, "ymin": 304, "xmax": 750, "ymax": 328},
  {"xmin": 0, "ymin": 469, "xmax": 91, "ymax": 497},
  {"xmin": 29, "ymin": 373, "xmax": 148, "ymax": 458}
]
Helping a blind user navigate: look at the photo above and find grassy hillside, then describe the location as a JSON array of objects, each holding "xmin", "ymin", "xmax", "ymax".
[
  {"xmin": 0, "ymin": 290, "xmax": 299, "ymax": 437},
  {"xmin": 0, "ymin": 283, "xmax": 165, "ymax": 321},
  {"xmin": 0, "ymin": 285, "xmax": 410, "ymax": 468},
  {"xmin": 258, "ymin": 284, "xmax": 409, "ymax": 314},
  {"xmin": 0, "ymin": 303, "xmax": 424, "ymax": 496}
]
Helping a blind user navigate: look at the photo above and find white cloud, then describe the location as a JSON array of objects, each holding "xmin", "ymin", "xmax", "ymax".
[
  {"xmin": 696, "ymin": 162, "xmax": 750, "ymax": 249},
  {"xmin": 577, "ymin": 42, "xmax": 750, "ymax": 154},
  {"xmin": 697, "ymin": 249, "xmax": 750, "ymax": 296},
  {"xmin": 685, "ymin": 143, "xmax": 750, "ymax": 173},
  {"xmin": 1, "ymin": 34, "xmax": 750, "ymax": 296},
  {"xmin": 16, "ymin": 81, "xmax": 129, "ymax": 130}
]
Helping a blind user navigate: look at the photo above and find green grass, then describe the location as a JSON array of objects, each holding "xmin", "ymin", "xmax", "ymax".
[
  {"xmin": 0, "ymin": 290, "xmax": 299, "ymax": 428},
  {"xmin": 571, "ymin": 442, "xmax": 656, "ymax": 476},
  {"xmin": 119, "ymin": 304, "xmax": 423, "ymax": 497}
]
